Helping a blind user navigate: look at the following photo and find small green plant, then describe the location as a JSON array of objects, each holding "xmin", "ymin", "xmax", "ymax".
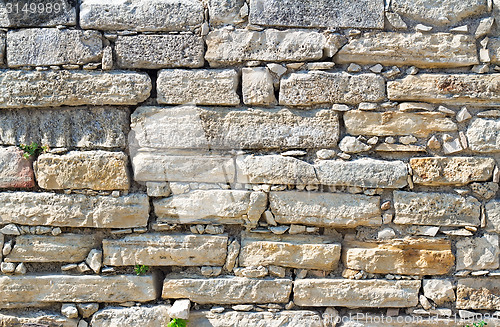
[
  {"xmin": 134, "ymin": 264, "xmax": 149, "ymax": 275},
  {"xmin": 167, "ymin": 318, "xmax": 188, "ymax": 327},
  {"xmin": 466, "ymin": 321, "xmax": 487, "ymax": 327},
  {"xmin": 19, "ymin": 142, "xmax": 48, "ymax": 159}
]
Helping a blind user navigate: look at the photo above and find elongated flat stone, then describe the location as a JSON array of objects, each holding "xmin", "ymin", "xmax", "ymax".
[
  {"xmin": 336, "ymin": 32, "xmax": 478, "ymax": 68},
  {"xmin": 0, "ymin": 0, "xmax": 76, "ymax": 28},
  {"xmin": 0, "ymin": 70, "xmax": 151, "ymax": 108},
  {"xmin": 393, "ymin": 191, "xmax": 481, "ymax": 227},
  {"xmin": 0, "ymin": 311, "xmax": 77, "ymax": 327},
  {"xmin": 280, "ymin": 72, "xmax": 385, "ymax": 106},
  {"xmin": 0, "ymin": 146, "xmax": 34, "ymax": 188},
  {"xmin": 344, "ymin": 110, "xmax": 457, "ymax": 137},
  {"xmin": 162, "ymin": 277, "xmax": 292, "ymax": 304},
  {"xmin": 467, "ymin": 118, "xmax": 500, "ymax": 152},
  {"xmin": 0, "ymin": 192, "xmax": 149, "ymax": 228},
  {"xmin": 189, "ymin": 310, "xmax": 323, "ymax": 327},
  {"xmin": 293, "ymin": 279, "xmax": 420, "ymax": 307},
  {"xmin": 269, "ymin": 191, "xmax": 381, "ymax": 228},
  {"xmin": 457, "ymin": 278, "xmax": 500, "ymax": 310},
  {"xmin": 103, "ymin": 233, "xmax": 228, "ymax": 266},
  {"xmin": 91, "ymin": 306, "xmax": 170, "ymax": 327}
]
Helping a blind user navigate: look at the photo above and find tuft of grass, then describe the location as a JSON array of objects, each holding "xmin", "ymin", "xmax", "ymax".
[
  {"xmin": 19, "ymin": 142, "xmax": 48, "ymax": 160},
  {"xmin": 466, "ymin": 321, "xmax": 487, "ymax": 327},
  {"xmin": 134, "ymin": 264, "xmax": 149, "ymax": 275},
  {"xmin": 167, "ymin": 318, "xmax": 188, "ymax": 327}
]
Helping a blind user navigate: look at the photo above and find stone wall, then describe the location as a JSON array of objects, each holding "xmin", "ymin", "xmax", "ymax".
[{"xmin": 0, "ymin": 0, "xmax": 500, "ymax": 326}]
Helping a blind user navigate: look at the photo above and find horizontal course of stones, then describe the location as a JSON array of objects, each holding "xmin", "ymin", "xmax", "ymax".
[{"xmin": 0, "ymin": 0, "xmax": 500, "ymax": 326}]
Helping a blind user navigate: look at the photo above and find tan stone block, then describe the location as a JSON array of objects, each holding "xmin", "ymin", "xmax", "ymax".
[{"xmin": 457, "ymin": 278, "xmax": 500, "ymax": 310}]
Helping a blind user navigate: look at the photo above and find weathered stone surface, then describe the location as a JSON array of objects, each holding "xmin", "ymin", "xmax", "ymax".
[
  {"xmin": 280, "ymin": 72, "xmax": 385, "ymax": 106},
  {"xmin": 391, "ymin": 0, "xmax": 487, "ymax": 26},
  {"xmin": 157, "ymin": 69, "xmax": 239, "ymax": 106},
  {"xmin": 80, "ymin": 0, "xmax": 204, "ymax": 31},
  {"xmin": 240, "ymin": 232, "xmax": 341, "ymax": 270},
  {"xmin": 242, "ymin": 67, "xmax": 277, "ymax": 106},
  {"xmin": 388, "ymin": 74, "xmax": 500, "ymax": 106},
  {"xmin": 189, "ymin": 310, "xmax": 323, "ymax": 327},
  {"xmin": 5, "ymin": 234, "xmax": 99, "ymax": 263},
  {"xmin": 0, "ymin": 275, "xmax": 155, "ymax": 307},
  {"xmin": 269, "ymin": 191, "xmax": 382, "ymax": 228},
  {"xmin": 208, "ymin": 0, "xmax": 245, "ymax": 24},
  {"xmin": 91, "ymin": 306, "xmax": 170, "ymax": 327},
  {"xmin": 490, "ymin": 38, "xmax": 500, "ymax": 65},
  {"xmin": 410, "ymin": 157, "xmax": 496, "ymax": 186},
  {"xmin": 205, "ymin": 29, "xmax": 325, "ymax": 66},
  {"xmin": 0, "ymin": 0, "xmax": 76, "ymax": 28},
  {"xmin": 341, "ymin": 316, "xmax": 482, "ymax": 327},
  {"xmin": 7, "ymin": 28, "xmax": 102, "ymax": 68},
  {"xmin": 293, "ymin": 279, "xmax": 420, "ymax": 307},
  {"xmin": 423, "ymin": 279, "xmax": 455, "ymax": 305},
  {"xmin": 315, "ymin": 158, "xmax": 408, "ymax": 188},
  {"xmin": 115, "ymin": 34, "xmax": 204, "ymax": 69},
  {"xmin": 249, "ymin": 0, "xmax": 384, "ymax": 29},
  {"xmin": 467, "ymin": 118, "xmax": 500, "ymax": 152},
  {"xmin": 336, "ymin": 32, "xmax": 478, "ymax": 68},
  {"xmin": 162, "ymin": 277, "xmax": 292, "ymax": 304},
  {"xmin": 0, "ymin": 311, "xmax": 77, "ymax": 327},
  {"xmin": 0, "ymin": 70, "xmax": 151, "ymax": 108},
  {"xmin": 129, "ymin": 106, "xmax": 339, "ymax": 151},
  {"xmin": 0, "ymin": 192, "xmax": 149, "ymax": 228},
  {"xmin": 154, "ymin": 190, "xmax": 267, "ymax": 225},
  {"xmin": 344, "ymin": 110, "xmax": 457, "ymax": 137},
  {"xmin": 456, "ymin": 234, "xmax": 500, "ymax": 270},
  {"xmin": 457, "ymin": 278, "xmax": 500, "ymax": 310},
  {"xmin": 343, "ymin": 238, "xmax": 454, "ymax": 275},
  {"xmin": 0, "ymin": 146, "xmax": 34, "ymax": 188},
  {"xmin": 103, "ymin": 233, "xmax": 228, "ymax": 266},
  {"xmin": 393, "ymin": 191, "xmax": 481, "ymax": 227},
  {"xmin": 35, "ymin": 151, "xmax": 129, "ymax": 190},
  {"xmin": 486, "ymin": 200, "xmax": 500, "ymax": 233}
]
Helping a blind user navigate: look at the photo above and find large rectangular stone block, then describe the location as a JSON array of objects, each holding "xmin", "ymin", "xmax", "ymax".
[
  {"xmin": 0, "ymin": 311, "xmax": 77, "ymax": 327},
  {"xmin": 162, "ymin": 277, "xmax": 292, "ymax": 304},
  {"xmin": 0, "ymin": 0, "xmax": 76, "ymax": 28},
  {"xmin": 189, "ymin": 311, "xmax": 323, "ymax": 327},
  {"xmin": 457, "ymin": 278, "xmax": 500, "ymax": 310},
  {"xmin": 0, "ymin": 146, "xmax": 34, "ymax": 188},
  {"xmin": 467, "ymin": 118, "xmax": 500, "ymax": 152},
  {"xmin": 0, "ymin": 192, "xmax": 149, "ymax": 228},
  {"xmin": 293, "ymin": 279, "xmax": 420, "ymax": 307},
  {"xmin": 0, "ymin": 70, "xmax": 151, "ymax": 108},
  {"xmin": 91, "ymin": 306, "xmax": 170, "ymax": 327},
  {"xmin": 269, "ymin": 191, "xmax": 382, "ymax": 228},
  {"xmin": 279, "ymin": 72, "xmax": 385, "ymax": 106},
  {"xmin": 103, "ymin": 233, "xmax": 228, "ymax": 266}
]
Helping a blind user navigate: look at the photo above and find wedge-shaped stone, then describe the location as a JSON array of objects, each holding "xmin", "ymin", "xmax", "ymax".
[
  {"xmin": 91, "ymin": 306, "xmax": 170, "ymax": 327},
  {"xmin": 189, "ymin": 310, "xmax": 322, "ymax": 327},
  {"xmin": 80, "ymin": 0, "xmax": 204, "ymax": 31},
  {"xmin": 103, "ymin": 233, "xmax": 228, "ymax": 266},
  {"xmin": 315, "ymin": 158, "xmax": 408, "ymax": 188},
  {"xmin": 0, "ymin": 0, "xmax": 76, "ymax": 28},
  {"xmin": 162, "ymin": 277, "xmax": 292, "ymax": 304},
  {"xmin": 467, "ymin": 118, "xmax": 500, "ymax": 152},
  {"xmin": 115, "ymin": 34, "xmax": 204, "ymax": 69},
  {"xmin": 249, "ymin": 0, "xmax": 384, "ymax": 29},
  {"xmin": 0, "ymin": 70, "xmax": 151, "ymax": 108},
  {"xmin": 205, "ymin": 29, "xmax": 325, "ymax": 66},
  {"xmin": 343, "ymin": 238, "xmax": 454, "ymax": 275},
  {"xmin": 280, "ymin": 72, "xmax": 385, "ymax": 106},
  {"xmin": 457, "ymin": 278, "xmax": 500, "ymax": 310},
  {"xmin": 269, "ymin": 191, "xmax": 381, "ymax": 228},
  {"xmin": 0, "ymin": 146, "xmax": 34, "ymax": 188},
  {"xmin": 486, "ymin": 200, "xmax": 500, "ymax": 233},
  {"xmin": 456, "ymin": 234, "xmax": 500, "ymax": 271},
  {"xmin": 336, "ymin": 32, "xmax": 478, "ymax": 68},
  {"xmin": 293, "ymin": 279, "xmax": 420, "ymax": 307},
  {"xmin": 0, "ymin": 311, "xmax": 77, "ymax": 327},
  {"xmin": 35, "ymin": 151, "xmax": 130, "ymax": 190},
  {"xmin": 388, "ymin": 74, "xmax": 500, "ymax": 106},
  {"xmin": 129, "ymin": 106, "xmax": 339, "ymax": 151},
  {"xmin": 0, "ymin": 275, "xmax": 155, "ymax": 307},
  {"xmin": 410, "ymin": 157, "xmax": 496, "ymax": 186},
  {"xmin": 7, "ymin": 28, "xmax": 102, "ymax": 68},
  {"xmin": 0, "ymin": 192, "xmax": 149, "ymax": 228},
  {"xmin": 157, "ymin": 69, "xmax": 239, "ymax": 105},
  {"xmin": 240, "ymin": 232, "xmax": 341, "ymax": 270},
  {"xmin": 393, "ymin": 191, "xmax": 481, "ymax": 227},
  {"xmin": 344, "ymin": 110, "xmax": 457, "ymax": 137},
  {"xmin": 154, "ymin": 190, "xmax": 267, "ymax": 226}
]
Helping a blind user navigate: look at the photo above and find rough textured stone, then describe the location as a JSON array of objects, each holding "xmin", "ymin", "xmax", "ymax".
[
  {"xmin": 80, "ymin": 0, "xmax": 204, "ymax": 31},
  {"xmin": 5, "ymin": 234, "xmax": 99, "ymax": 263},
  {"xmin": 91, "ymin": 306, "xmax": 170, "ymax": 327},
  {"xmin": 336, "ymin": 32, "xmax": 478, "ymax": 68},
  {"xmin": 157, "ymin": 69, "xmax": 239, "ymax": 106},
  {"xmin": 103, "ymin": 233, "xmax": 228, "ymax": 266},
  {"xmin": 209, "ymin": 0, "xmax": 246, "ymax": 24},
  {"xmin": 205, "ymin": 29, "xmax": 326, "ymax": 66},
  {"xmin": 410, "ymin": 157, "xmax": 496, "ymax": 186},
  {"xmin": 0, "ymin": 311, "xmax": 77, "ymax": 327},
  {"xmin": 393, "ymin": 191, "xmax": 481, "ymax": 227},
  {"xmin": 269, "ymin": 191, "xmax": 382, "ymax": 228},
  {"xmin": 242, "ymin": 67, "xmax": 277, "ymax": 106},
  {"xmin": 457, "ymin": 278, "xmax": 500, "ymax": 310},
  {"xmin": 486, "ymin": 200, "xmax": 500, "ymax": 233},
  {"xmin": 240, "ymin": 232, "xmax": 341, "ymax": 270},
  {"xmin": 162, "ymin": 277, "xmax": 292, "ymax": 304},
  {"xmin": 0, "ymin": 192, "xmax": 149, "ymax": 228},
  {"xmin": 456, "ymin": 234, "xmax": 500, "ymax": 270},
  {"xmin": 387, "ymin": 74, "xmax": 500, "ymax": 106},
  {"xmin": 315, "ymin": 158, "xmax": 408, "ymax": 188},
  {"xmin": 115, "ymin": 34, "xmax": 204, "ymax": 69},
  {"xmin": 0, "ymin": 0, "xmax": 76, "ymax": 28},
  {"xmin": 467, "ymin": 118, "xmax": 500, "ymax": 152},
  {"xmin": 343, "ymin": 238, "xmax": 454, "ymax": 275},
  {"xmin": 0, "ymin": 146, "xmax": 34, "ymax": 188},
  {"xmin": 35, "ymin": 151, "xmax": 130, "ymax": 190},
  {"xmin": 293, "ymin": 279, "xmax": 420, "ymax": 307},
  {"xmin": 0, "ymin": 275, "xmax": 155, "ymax": 307},
  {"xmin": 490, "ymin": 38, "xmax": 500, "ymax": 65},
  {"xmin": 7, "ymin": 28, "xmax": 102, "ymax": 68},
  {"xmin": 423, "ymin": 279, "xmax": 455, "ymax": 305},
  {"xmin": 189, "ymin": 310, "xmax": 323, "ymax": 327},
  {"xmin": 129, "ymin": 106, "xmax": 339, "ymax": 151},
  {"xmin": 280, "ymin": 72, "xmax": 385, "ymax": 106},
  {"xmin": 249, "ymin": 0, "xmax": 384, "ymax": 29},
  {"xmin": 344, "ymin": 110, "xmax": 457, "ymax": 137},
  {"xmin": 0, "ymin": 70, "xmax": 151, "ymax": 108}
]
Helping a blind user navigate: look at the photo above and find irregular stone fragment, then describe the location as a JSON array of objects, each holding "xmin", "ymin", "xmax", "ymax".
[
  {"xmin": 61, "ymin": 304, "xmax": 79, "ymax": 319},
  {"xmin": 242, "ymin": 67, "xmax": 277, "ymax": 106},
  {"xmin": 91, "ymin": 306, "xmax": 170, "ymax": 327},
  {"xmin": 0, "ymin": 311, "xmax": 77, "ymax": 327},
  {"xmin": 423, "ymin": 279, "xmax": 456, "ymax": 305},
  {"xmin": 0, "ymin": 146, "xmax": 34, "ymax": 188},
  {"xmin": 485, "ymin": 200, "xmax": 500, "ymax": 233},
  {"xmin": 209, "ymin": 0, "xmax": 245, "ymax": 24},
  {"xmin": 338, "ymin": 136, "xmax": 371, "ymax": 153},
  {"xmin": 0, "ymin": 0, "xmax": 76, "ymax": 28},
  {"xmin": 456, "ymin": 234, "xmax": 500, "ymax": 270},
  {"xmin": 86, "ymin": 249, "xmax": 102, "ymax": 274},
  {"xmin": 188, "ymin": 310, "xmax": 323, "ymax": 327},
  {"xmin": 467, "ymin": 118, "xmax": 500, "ymax": 152},
  {"xmin": 489, "ymin": 38, "xmax": 500, "ymax": 65},
  {"xmin": 77, "ymin": 303, "xmax": 99, "ymax": 318},
  {"xmin": 457, "ymin": 278, "xmax": 500, "ymax": 309}
]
